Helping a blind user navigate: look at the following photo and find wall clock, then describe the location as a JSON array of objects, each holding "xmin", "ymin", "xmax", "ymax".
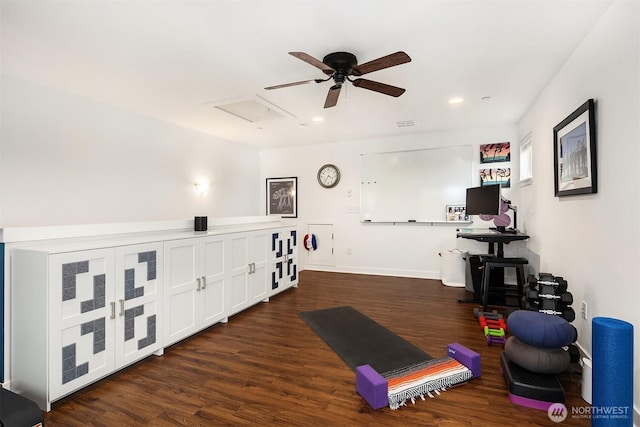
[{"xmin": 317, "ymin": 164, "xmax": 341, "ymax": 188}]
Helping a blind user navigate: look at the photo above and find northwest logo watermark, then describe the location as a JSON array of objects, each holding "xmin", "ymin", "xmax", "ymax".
[
  {"xmin": 548, "ymin": 403, "xmax": 567, "ymax": 423},
  {"xmin": 548, "ymin": 403, "xmax": 631, "ymax": 423}
]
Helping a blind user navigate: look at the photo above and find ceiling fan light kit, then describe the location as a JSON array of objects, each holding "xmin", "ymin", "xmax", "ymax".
[{"xmin": 265, "ymin": 50, "xmax": 411, "ymax": 108}]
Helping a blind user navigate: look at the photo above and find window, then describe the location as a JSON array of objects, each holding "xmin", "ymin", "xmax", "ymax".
[{"xmin": 520, "ymin": 132, "xmax": 533, "ymax": 186}]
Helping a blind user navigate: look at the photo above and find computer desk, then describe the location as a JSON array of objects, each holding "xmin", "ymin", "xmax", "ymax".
[
  {"xmin": 456, "ymin": 228, "xmax": 529, "ymax": 258},
  {"xmin": 456, "ymin": 228, "xmax": 530, "ymax": 308}
]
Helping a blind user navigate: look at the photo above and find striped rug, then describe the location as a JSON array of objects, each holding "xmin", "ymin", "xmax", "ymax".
[{"xmin": 382, "ymin": 356, "xmax": 473, "ymax": 410}]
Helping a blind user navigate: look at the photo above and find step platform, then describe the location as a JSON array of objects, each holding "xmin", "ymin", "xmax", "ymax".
[
  {"xmin": 500, "ymin": 353, "xmax": 565, "ymax": 411},
  {"xmin": 1, "ymin": 387, "xmax": 44, "ymax": 427}
]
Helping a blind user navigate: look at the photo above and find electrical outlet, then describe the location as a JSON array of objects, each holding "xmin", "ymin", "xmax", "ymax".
[{"xmin": 581, "ymin": 301, "xmax": 588, "ymax": 320}]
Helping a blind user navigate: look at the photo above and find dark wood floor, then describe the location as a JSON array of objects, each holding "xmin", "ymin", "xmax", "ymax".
[{"xmin": 43, "ymin": 270, "xmax": 589, "ymax": 426}]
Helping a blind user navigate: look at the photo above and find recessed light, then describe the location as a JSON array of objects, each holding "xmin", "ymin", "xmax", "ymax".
[
  {"xmin": 448, "ymin": 97, "xmax": 464, "ymax": 105},
  {"xmin": 312, "ymin": 116, "xmax": 324, "ymax": 122}
]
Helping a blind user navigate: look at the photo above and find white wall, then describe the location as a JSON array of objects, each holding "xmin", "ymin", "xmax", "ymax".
[
  {"xmin": 517, "ymin": 0, "xmax": 639, "ymax": 418},
  {"xmin": 0, "ymin": 74, "xmax": 263, "ymax": 383},
  {"xmin": 0, "ymin": 75, "xmax": 261, "ymax": 227},
  {"xmin": 260, "ymin": 124, "xmax": 520, "ymax": 279}
]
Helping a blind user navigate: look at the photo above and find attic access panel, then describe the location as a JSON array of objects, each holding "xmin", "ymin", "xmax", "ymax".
[{"xmin": 206, "ymin": 95, "xmax": 295, "ymax": 123}]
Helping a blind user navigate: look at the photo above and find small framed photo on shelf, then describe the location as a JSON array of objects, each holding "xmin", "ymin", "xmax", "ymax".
[
  {"xmin": 266, "ymin": 177, "xmax": 297, "ymax": 218},
  {"xmin": 446, "ymin": 205, "xmax": 468, "ymax": 222},
  {"xmin": 553, "ymin": 99, "xmax": 597, "ymax": 197}
]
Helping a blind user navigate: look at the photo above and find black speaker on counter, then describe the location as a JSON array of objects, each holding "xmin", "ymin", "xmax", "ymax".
[{"xmin": 194, "ymin": 216, "xmax": 208, "ymax": 232}]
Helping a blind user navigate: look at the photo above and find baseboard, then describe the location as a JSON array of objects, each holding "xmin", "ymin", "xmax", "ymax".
[{"xmin": 302, "ymin": 265, "xmax": 440, "ymax": 280}]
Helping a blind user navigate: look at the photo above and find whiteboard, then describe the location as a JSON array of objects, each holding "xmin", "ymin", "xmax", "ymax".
[{"xmin": 360, "ymin": 146, "xmax": 472, "ymax": 222}]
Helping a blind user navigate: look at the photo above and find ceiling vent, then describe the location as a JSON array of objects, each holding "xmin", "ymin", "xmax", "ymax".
[
  {"xmin": 396, "ymin": 120, "xmax": 416, "ymax": 128},
  {"xmin": 206, "ymin": 95, "xmax": 295, "ymax": 123}
]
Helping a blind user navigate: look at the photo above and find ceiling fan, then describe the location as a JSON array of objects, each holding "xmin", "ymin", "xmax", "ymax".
[{"xmin": 265, "ymin": 51, "xmax": 411, "ymax": 108}]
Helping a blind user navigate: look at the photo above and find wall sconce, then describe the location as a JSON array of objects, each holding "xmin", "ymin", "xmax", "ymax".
[{"xmin": 194, "ymin": 178, "xmax": 210, "ymax": 196}]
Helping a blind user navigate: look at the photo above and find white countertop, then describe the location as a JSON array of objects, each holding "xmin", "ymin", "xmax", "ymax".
[{"xmin": 2, "ymin": 216, "xmax": 296, "ymax": 253}]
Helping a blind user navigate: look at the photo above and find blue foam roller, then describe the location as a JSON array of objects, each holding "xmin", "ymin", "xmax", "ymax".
[{"xmin": 592, "ymin": 317, "xmax": 634, "ymax": 426}]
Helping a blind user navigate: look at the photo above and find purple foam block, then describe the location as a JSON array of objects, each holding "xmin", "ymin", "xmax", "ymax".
[
  {"xmin": 447, "ymin": 342, "xmax": 481, "ymax": 378},
  {"xmin": 356, "ymin": 364, "xmax": 388, "ymax": 410}
]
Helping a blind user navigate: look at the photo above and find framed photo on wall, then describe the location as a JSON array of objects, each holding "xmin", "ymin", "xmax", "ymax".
[
  {"xmin": 480, "ymin": 142, "xmax": 510, "ymax": 163},
  {"xmin": 266, "ymin": 177, "xmax": 297, "ymax": 218},
  {"xmin": 480, "ymin": 168, "xmax": 511, "ymax": 188},
  {"xmin": 446, "ymin": 205, "xmax": 468, "ymax": 222},
  {"xmin": 553, "ymin": 99, "xmax": 597, "ymax": 197}
]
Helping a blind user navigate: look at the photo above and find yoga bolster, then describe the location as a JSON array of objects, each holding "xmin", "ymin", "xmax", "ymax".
[
  {"xmin": 504, "ymin": 336, "xmax": 570, "ymax": 374},
  {"xmin": 592, "ymin": 317, "xmax": 633, "ymax": 427},
  {"xmin": 507, "ymin": 310, "xmax": 576, "ymax": 348}
]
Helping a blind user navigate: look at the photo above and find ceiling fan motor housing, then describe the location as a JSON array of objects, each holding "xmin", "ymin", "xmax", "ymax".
[{"xmin": 322, "ymin": 52, "xmax": 358, "ymax": 76}]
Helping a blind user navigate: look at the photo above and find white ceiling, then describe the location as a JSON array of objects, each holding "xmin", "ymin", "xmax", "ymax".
[{"xmin": 1, "ymin": 0, "xmax": 612, "ymax": 149}]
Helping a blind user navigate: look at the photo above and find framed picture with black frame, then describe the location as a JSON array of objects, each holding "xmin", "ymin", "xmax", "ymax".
[
  {"xmin": 266, "ymin": 177, "xmax": 297, "ymax": 218},
  {"xmin": 553, "ymin": 99, "xmax": 597, "ymax": 197}
]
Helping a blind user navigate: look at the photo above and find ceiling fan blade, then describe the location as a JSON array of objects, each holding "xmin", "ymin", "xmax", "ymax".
[
  {"xmin": 265, "ymin": 79, "xmax": 322, "ymax": 90},
  {"xmin": 324, "ymin": 85, "xmax": 341, "ymax": 108},
  {"xmin": 351, "ymin": 51, "xmax": 411, "ymax": 76},
  {"xmin": 352, "ymin": 78, "xmax": 406, "ymax": 97},
  {"xmin": 289, "ymin": 52, "xmax": 335, "ymax": 75}
]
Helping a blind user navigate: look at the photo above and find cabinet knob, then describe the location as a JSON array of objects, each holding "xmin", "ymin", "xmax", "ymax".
[
  {"xmin": 119, "ymin": 299, "xmax": 125, "ymax": 317},
  {"xmin": 196, "ymin": 277, "xmax": 202, "ymax": 291},
  {"xmin": 201, "ymin": 276, "xmax": 206, "ymax": 289},
  {"xmin": 110, "ymin": 301, "xmax": 116, "ymax": 319}
]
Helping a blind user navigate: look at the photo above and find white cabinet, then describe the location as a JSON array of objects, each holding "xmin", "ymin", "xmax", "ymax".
[
  {"xmin": 11, "ymin": 243, "xmax": 163, "ymax": 411},
  {"xmin": 49, "ymin": 249, "xmax": 115, "ymax": 406},
  {"xmin": 8, "ymin": 221, "xmax": 297, "ymax": 411},
  {"xmin": 228, "ymin": 230, "xmax": 269, "ymax": 316},
  {"xmin": 114, "ymin": 243, "xmax": 164, "ymax": 367},
  {"xmin": 163, "ymin": 236, "xmax": 227, "ymax": 346},
  {"xmin": 269, "ymin": 228, "xmax": 299, "ymax": 296}
]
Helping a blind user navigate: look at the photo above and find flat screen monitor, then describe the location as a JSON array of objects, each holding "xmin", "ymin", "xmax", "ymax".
[{"xmin": 465, "ymin": 184, "xmax": 501, "ymax": 216}]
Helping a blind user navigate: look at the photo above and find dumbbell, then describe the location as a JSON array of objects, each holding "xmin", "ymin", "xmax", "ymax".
[
  {"xmin": 473, "ymin": 308, "xmax": 501, "ymax": 319},
  {"xmin": 479, "ymin": 316, "xmax": 507, "ymax": 331},
  {"xmin": 527, "ymin": 290, "xmax": 573, "ymax": 304},
  {"xmin": 484, "ymin": 326, "xmax": 505, "ymax": 337},
  {"xmin": 537, "ymin": 277, "xmax": 568, "ymax": 293},
  {"xmin": 538, "ymin": 273, "xmax": 558, "ymax": 281},
  {"xmin": 486, "ymin": 334, "xmax": 506, "ymax": 346},
  {"xmin": 538, "ymin": 307, "xmax": 576, "ymax": 322}
]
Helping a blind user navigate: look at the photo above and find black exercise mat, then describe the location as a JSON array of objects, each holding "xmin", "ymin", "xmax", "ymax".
[{"xmin": 298, "ymin": 306, "xmax": 432, "ymax": 373}]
